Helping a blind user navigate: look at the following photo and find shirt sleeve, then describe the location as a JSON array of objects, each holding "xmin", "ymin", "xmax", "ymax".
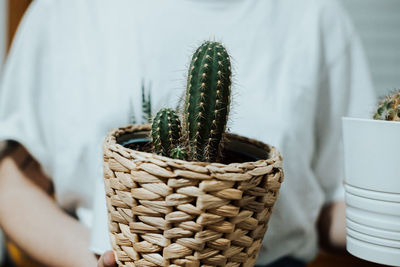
[
  {"xmin": 89, "ymin": 177, "xmax": 112, "ymax": 255},
  {"xmin": 0, "ymin": 0, "xmax": 53, "ymax": 175},
  {"xmin": 312, "ymin": 31, "xmax": 376, "ymax": 204}
]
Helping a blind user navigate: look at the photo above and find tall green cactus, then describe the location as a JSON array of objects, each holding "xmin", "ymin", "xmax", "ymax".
[
  {"xmin": 374, "ymin": 90, "xmax": 400, "ymax": 121},
  {"xmin": 151, "ymin": 108, "xmax": 182, "ymax": 157},
  {"xmin": 183, "ymin": 41, "xmax": 232, "ymax": 162}
]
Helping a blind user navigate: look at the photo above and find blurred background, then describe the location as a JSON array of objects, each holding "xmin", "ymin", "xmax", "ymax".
[
  {"xmin": 0, "ymin": 0, "xmax": 399, "ymax": 266},
  {"xmin": 342, "ymin": 0, "xmax": 400, "ymax": 96}
]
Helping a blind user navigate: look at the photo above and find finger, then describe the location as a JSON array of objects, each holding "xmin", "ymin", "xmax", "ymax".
[
  {"xmin": 103, "ymin": 251, "xmax": 116, "ymax": 267},
  {"xmin": 97, "ymin": 251, "xmax": 116, "ymax": 267}
]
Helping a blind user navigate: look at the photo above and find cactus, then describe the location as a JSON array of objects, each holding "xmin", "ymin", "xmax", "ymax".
[
  {"xmin": 183, "ymin": 41, "xmax": 232, "ymax": 162},
  {"xmin": 373, "ymin": 90, "xmax": 400, "ymax": 121},
  {"xmin": 147, "ymin": 89, "xmax": 152, "ymax": 122},
  {"xmin": 141, "ymin": 80, "xmax": 152, "ymax": 124},
  {"xmin": 151, "ymin": 108, "xmax": 182, "ymax": 157},
  {"xmin": 149, "ymin": 41, "xmax": 233, "ymax": 162},
  {"xmin": 129, "ymin": 99, "xmax": 137, "ymax": 124},
  {"xmin": 128, "ymin": 81, "xmax": 152, "ymax": 124},
  {"xmin": 170, "ymin": 146, "xmax": 186, "ymax": 160}
]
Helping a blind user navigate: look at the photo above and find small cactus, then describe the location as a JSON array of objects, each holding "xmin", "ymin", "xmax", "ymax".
[
  {"xmin": 142, "ymin": 81, "xmax": 152, "ymax": 124},
  {"xmin": 128, "ymin": 80, "xmax": 152, "ymax": 124},
  {"xmin": 170, "ymin": 146, "xmax": 186, "ymax": 160},
  {"xmin": 151, "ymin": 108, "xmax": 182, "ymax": 157},
  {"xmin": 374, "ymin": 90, "xmax": 400, "ymax": 121},
  {"xmin": 183, "ymin": 41, "xmax": 232, "ymax": 162},
  {"xmin": 129, "ymin": 99, "xmax": 137, "ymax": 124}
]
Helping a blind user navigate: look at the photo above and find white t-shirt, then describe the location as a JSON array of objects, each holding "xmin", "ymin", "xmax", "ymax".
[{"xmin": 0, "ymin": 0, "xmax": 376, "ymax": 264}]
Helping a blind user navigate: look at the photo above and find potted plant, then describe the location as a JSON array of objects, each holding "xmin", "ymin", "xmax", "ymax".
[
  {"xmin": 103, "ymin": 41, "xmax": 284, "ymax": 267},
  {"xmin": 342, "ymin": 91, "xmax": 400, "ymax": 266}
]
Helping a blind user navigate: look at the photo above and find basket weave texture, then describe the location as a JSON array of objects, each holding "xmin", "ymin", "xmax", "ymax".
[{"xmin": 103, "ymin": 125, "xmax": 284, "ymax": 267}]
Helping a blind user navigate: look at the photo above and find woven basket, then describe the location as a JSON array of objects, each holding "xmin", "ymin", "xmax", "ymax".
[{"xmin": 103, "ymin": 125, "xmax": 284, "ymax": 267}]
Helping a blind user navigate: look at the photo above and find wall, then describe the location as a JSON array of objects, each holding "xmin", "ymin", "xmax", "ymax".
[{"xmin": 341, "ymin": 0, "xmax": 400, "ymax": 97}]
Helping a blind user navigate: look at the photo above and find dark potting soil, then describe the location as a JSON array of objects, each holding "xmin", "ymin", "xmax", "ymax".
[{"xmin": 117, "ymin": 132, "xmax": 268, "ymax": 164}]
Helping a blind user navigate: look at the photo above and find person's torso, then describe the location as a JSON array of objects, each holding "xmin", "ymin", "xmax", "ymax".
[{"xmin": 41, "ymin": 0, "xmax": 340, "ymax": 263}]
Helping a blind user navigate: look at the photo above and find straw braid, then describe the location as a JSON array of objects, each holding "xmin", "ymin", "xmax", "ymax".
[{"xmin": 103, "ymin": 125, "xmax": 284, "ymax": 267}]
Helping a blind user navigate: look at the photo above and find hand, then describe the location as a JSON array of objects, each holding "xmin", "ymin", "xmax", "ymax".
[
  {"xmin": 317, "ymin": 201, "xmax": 346, "ymax": 253},
  {"xmin": 97, "ymin": 251, "xmax": 116, "ymax": 267}
]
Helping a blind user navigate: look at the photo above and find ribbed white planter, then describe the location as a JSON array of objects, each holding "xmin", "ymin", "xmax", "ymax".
[{"xmin": 342, "ymin": 117, "xmax": 400, "ymax": 266}]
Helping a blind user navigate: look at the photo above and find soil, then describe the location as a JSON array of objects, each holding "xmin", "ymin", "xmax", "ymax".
[{"xmin": 117, "ymin": 131, "xmax": 269, "ymax": 164}]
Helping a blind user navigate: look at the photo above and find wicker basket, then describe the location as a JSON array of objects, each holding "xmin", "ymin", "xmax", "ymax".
[{"xmin": 103, "ymin": 125, "xmax": 284, "ymax": 267}]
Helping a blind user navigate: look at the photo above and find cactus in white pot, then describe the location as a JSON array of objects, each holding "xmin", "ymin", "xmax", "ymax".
[
  {"xmin": 342, "ymin": 89, "xmax": 400, "ymax": 266},
  {"xmin": 373, "ymin": 90, "xmax": 400, "ymax": 121}
]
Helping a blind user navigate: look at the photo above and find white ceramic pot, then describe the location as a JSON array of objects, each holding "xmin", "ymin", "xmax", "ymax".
[{"xmin": 342, "ymin": 117, "xmax": 400, "ymax": 266}]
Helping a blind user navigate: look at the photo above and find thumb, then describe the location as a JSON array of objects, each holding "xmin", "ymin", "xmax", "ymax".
[{"xmin": 98, "ymin": 251, "xmax": 116, "ymax": 267}]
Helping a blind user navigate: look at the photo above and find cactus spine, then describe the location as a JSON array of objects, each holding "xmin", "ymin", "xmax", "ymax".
[
  {"xmin": 183, "ymin": 41, "xmax": 232, "ymax": 162},
  {"xmin": 374, "ymin": 90, "xmax": 400, "ymax": 121},
  {"xmin": 151, "ymin": 108, "xmax": 182, "ymax": 157}
]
